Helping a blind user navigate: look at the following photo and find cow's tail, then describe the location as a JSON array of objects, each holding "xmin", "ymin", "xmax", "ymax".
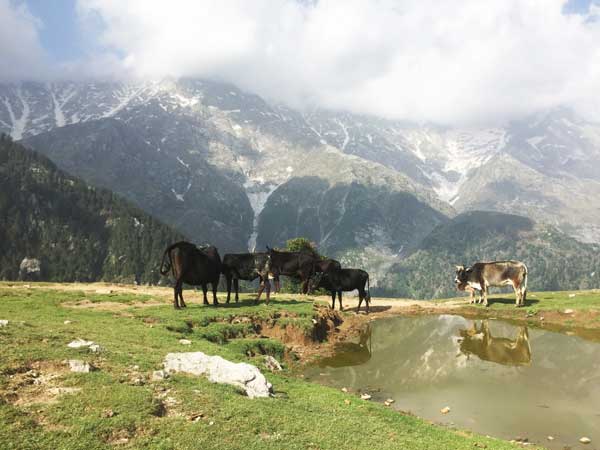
[
  {"xmin": 366, "ymin": 274, "xmax": 371, "ymax": 302},
  {"xmin": 159, "ymin": 246, "xmax": 173, "ymax": 276}
]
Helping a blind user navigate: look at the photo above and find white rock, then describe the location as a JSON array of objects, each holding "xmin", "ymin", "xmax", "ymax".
[
  {"xmin": 68, "ymin": 360, "xmax": 94, "ymax": 373},
  {"xmin": 580, "ymin": 437, "xmax": 591, "ymax": 444},
  {"xmin": 264, "ymin": 355, "xmax": 282, "ymax": 372},
  {"xmin": 564, "ymin": 309, "xmax": 574, "ymax": 314},
  {"xmin": 0, "ymin": 320, "xmax": 8, "ymax": 327},
  {"xmin": 89, "ymin": 344, "xmax": 101, "ymax": 353},
  {"xmin": 360, "ymin": 393, "xmax": 372, "ymax": 400},
  {"xmin": 163, "ymin": 352, "xmax": 273, "ymax": 398},
  {"xmin": 67, "ymin": 338, "xmax": 96, "ymax": 349},
  {"xmin": 179, "ymin": 339, "xmax": 192, "ymax": 345},
  {"xmin": 440, "ymin": 406, "xmax": 451, "ymax": 414},
  {"xmin": 547, "ymin": 436, "xmax": 554, "ymax": 441},
  {"xmin": 152, "ymin": 370, "xmax": 169, "ymax": 381},
  {"xmin": 568, "ymin": 294, "xmax": 576, "ymax": 298},
  {"xmin": 64, "ymin": 320, "xmax": 72, "ymax": 325}
]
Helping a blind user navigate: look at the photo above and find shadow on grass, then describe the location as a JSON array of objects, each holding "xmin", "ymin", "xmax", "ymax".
[{"xmin": 480, "ymin": 297, "xmax": 540, "ymax": 307}]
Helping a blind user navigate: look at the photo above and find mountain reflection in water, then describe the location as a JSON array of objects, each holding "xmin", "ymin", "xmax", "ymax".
[{"xmin": 306, "ymin": 314, "xmax": 600, "ymax": 449}]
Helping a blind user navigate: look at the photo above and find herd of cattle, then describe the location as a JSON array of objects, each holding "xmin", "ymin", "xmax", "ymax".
[
  {"xmin": 159, "ymin": 241, "xmax": 529, "ymax": 312},
  {"xmin": 159, "ymin": 241, "xmax": 372, "ymax": 312}
]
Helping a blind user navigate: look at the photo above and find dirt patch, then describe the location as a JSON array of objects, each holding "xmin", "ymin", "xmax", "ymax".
[
  {"xmin": 62, "ymin": 299, "xmax": 166, "ymax": 311},
  {"xmin": 1, "ymin": 360, "xmax": 79, "ymax": 407}
]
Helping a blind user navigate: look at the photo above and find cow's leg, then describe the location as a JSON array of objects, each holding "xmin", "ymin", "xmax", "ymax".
[
  {"xmin": 265, "ymin": 279, "xmax": 271, "ymax": 305},
  {"xmin": 212, "ymin": 282, "xmax": 219, "ymax": 306},
  {"xmin": 301, "ymin": 278, "xmax": 309, "ymax": 295},
  {"xmin": 225, "ymin": 274, "xmax": 232, "ymax": 303},
  {"xmin": 331, "ymin": 291, "xmax": 336, "ymax": 310},
  {"xmin": 357, "ymin": 292, "xmax": 363, "ymax": 314},
  {"xmin": 482, "ymin": 282, "xmax": 489, "ymax": 307},
  {"xmin": 179, "ymin": 288, "xmax": 187, "ymax": 308},
  {"xmin": 234, "ymin": 278, "xmax": 240, "ymax": 303},
  {"xmin": 512, "ymin": 280, "xmax": 521, "ymax": 307},
  {"xmin": 202, "ymin": 284, "xmax": 209, "ymax": 305},
  {"xmin": 338, "ymin": 291, "xmax": 343, "ymax": 311},
  {"xmin": 173, "ymin": 280, "xmax": 182, "ymax": 309}
]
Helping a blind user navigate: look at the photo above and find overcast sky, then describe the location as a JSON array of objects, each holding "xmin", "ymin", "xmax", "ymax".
[{"xmin": 1, "ymin": 0, "xmax": 600, "ymax": 125}]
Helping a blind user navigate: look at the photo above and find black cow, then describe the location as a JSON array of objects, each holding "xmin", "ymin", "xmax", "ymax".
[
  {"xmin": 267, "ymin": 247, "xmax": 319, "ymax": 294},
  {"xmin": 160, "ymin": 241, "xmax": 222, "ymax": 308},
  {"xmin": 312, "ymin": 269, "xmax": 371, "ymax": 314},
  {"xmin": 221, "ymin": 253, "xmax": 270, "ymax": 303}
]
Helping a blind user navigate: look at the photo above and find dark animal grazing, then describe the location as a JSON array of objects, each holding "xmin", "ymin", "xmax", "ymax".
[
  {"xmin": 458, "ymin": 321, "xmax": 531, "ymax": 366},
  {"xmin": 312, "ymin": 268, "xmax": 371, "ymax": 314},
  {"xmin": 221, "ymin": 253, "xmax": 270, "ymax": 303},
  {"xmin": 266, "ymin": 247, "xmax": 318, "ymax": 294},
  {"xmin": 455, "ymin": 260, "xmax": 528, "ymax": 307},
  {"xmin": 160, "ymin": 241, "xmax": 222, "ymax": 308}
]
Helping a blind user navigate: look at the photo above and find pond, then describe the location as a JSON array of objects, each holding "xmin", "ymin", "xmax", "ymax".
[{"xmin": 304, "ymin": 315, "xmax": 600, "ymax": 449}]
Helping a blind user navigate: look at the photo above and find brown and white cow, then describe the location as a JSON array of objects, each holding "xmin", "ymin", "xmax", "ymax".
[{"xmin": 454, "ymin": 260, "xmax": 528, "ymax": 307}]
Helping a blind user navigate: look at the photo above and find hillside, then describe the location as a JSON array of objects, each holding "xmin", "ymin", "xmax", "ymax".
[
  {"xmin": 0, "ymin": 134, "xmax": 183, "ymax": 283},
  {"xmin": 378, "ymin": 211, "xmax": 600, "ymax": 299}
]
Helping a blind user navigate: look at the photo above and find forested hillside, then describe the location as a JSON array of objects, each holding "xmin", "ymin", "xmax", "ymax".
[
  {"xmin": 0, "ymin": 134, "xmax": 184, "ymax": 283},
  {"xmin": 378, "ymin": 211, "xmax": 600, "ymax": 299}
]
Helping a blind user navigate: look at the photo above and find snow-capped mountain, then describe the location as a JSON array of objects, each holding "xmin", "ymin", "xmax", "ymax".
[{"xmin": 1, "ymin": 79, "xmax": 599, "ymax": 284}]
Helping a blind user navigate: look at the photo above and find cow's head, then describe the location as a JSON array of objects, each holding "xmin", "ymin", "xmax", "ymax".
[{"xmin": 454, "ymin": 265, "xmax": 471, "ymax": 286}]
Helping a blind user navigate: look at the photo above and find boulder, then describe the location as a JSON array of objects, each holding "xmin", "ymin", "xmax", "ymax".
[
  {"xmin": 152, "ymin": 370, "xmax": 169, "ymax": 381},
  {"xmin": 163, "ymin": 352, "xmax": 273, "ymax": 398},
  {"xmin": 19, "ymin": 258, "xmax": 42, "ymax": 281},
  {"xmin": 67, "ymin": 339, "xmax": 101, "ymax": 352},
  {"xmin": 0, "ymin": 320, "xmax": 8, "ymax": 327}
]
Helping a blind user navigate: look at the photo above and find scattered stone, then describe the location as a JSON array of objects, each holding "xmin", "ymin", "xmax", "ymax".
[
  {"xmin": 440, "ymin": 406, "xmax": 451, "ymax": 414},
  {"xmin": 68, "ymin": 360, "xmax": 94, "ymax": 373},
  {"xmin": 130, "ymin": 376, "xmax": 145, "ymax": 386},
  {"xmin": 163, "ymin": 352, "xmax": 273, "ymax": 398},
  {"xmin": 384, "ymin": 398, "xmax": 395, "ymax": 406},
  {"xmin": 102, "ymin": 409, "xmax": 115, "ymax": 418},
  {"xmin": 360, "ymin": 393, "xmax": 372, "ymax": 400},
  {"xmin": 568, "ymin": 294, "xmax": 576, "ymax": 298},
  {"xmin": 179, "ymin": 339, "xmax": 192, "ymax": 345},
  {"xmin": 63, "ymin": 320, "xmax": 72, "ymax": 325},
  {"xmin": 188, "ymin": 412, "xmax": 204, "ymax": 422},
  {"xmin": 0, "ymin": 320, "xmax": 8, "ymax": 327},
  {"xmin": 564, "ymin": 309, "xmax": 574, "ymax": 314},
  {"xmin": 89, "ymin": 344, "xmax": 102, "ymax": 353},
  {"xmin": 473, "ymin": 443, "xmax": 487, "ymax": 448},
  {"xmin": 547, "ymin": 436, "xmax": 554, "ymax": 441},
  {"xmin": 341, "ymin": 387, "xmax": 348, "ymax": 393},
  {"xmin": 514, "ymin": 437, "xmax": 528, "ymax": 443},
  {"xmin": 67, "ymin": 339, "xmax": 96, "ymax": 349},
  {"xmin": 263, "ymin": 355, "xmax": 283, "ymax": 372},
  {"xmin": 344, "ymin": 399, "xmax": 351, "ymax": 405},
  {"xmin": 152, "ymin": 370, "xmax": 169, "ymax": 381},
  {"xmin": 208, "ymin": 421, "xmax": 215, "ymax": 426},
  {"xmin": 580, "ymin": 437, "xmax": 591, "ymax": 444}
]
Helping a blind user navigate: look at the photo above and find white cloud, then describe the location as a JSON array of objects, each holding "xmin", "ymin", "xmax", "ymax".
[
  {"xmin": 0, "ymin": 0, "xmax": 48, "ymax": 81},
  {"xmin": 6, "ymin": 0, "xmax": 600, "ymax": 125}
]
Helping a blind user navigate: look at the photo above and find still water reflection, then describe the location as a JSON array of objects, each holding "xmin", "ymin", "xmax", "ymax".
[{"xmin": 305, "ymin": 315, "xmax": 600, "ymax": 449}]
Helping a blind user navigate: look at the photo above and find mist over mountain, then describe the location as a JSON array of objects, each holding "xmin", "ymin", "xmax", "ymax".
[{"xmin": 1, "ymin": 78, "xmax": 599, "ymax": 294}]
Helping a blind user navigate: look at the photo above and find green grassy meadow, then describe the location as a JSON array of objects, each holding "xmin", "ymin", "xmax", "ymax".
[{"xmin": 0, "ymin": 283, "xmax": 545, "ymax": 450}]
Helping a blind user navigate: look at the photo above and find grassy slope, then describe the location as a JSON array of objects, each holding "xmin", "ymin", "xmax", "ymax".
[{"xmin": 0, "ymin": 284, "xmax": 524, "ymax": 450}]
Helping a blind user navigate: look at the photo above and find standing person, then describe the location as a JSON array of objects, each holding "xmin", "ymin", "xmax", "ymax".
[{"xmin": 256, "ymin": 255, "xmax": 272, "ymax": 305}]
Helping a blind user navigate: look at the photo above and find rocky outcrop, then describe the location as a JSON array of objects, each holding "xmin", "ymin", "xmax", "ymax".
[{"xmin": 163, "ymin": 352, "xmax": 273, "ymax": 398}]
